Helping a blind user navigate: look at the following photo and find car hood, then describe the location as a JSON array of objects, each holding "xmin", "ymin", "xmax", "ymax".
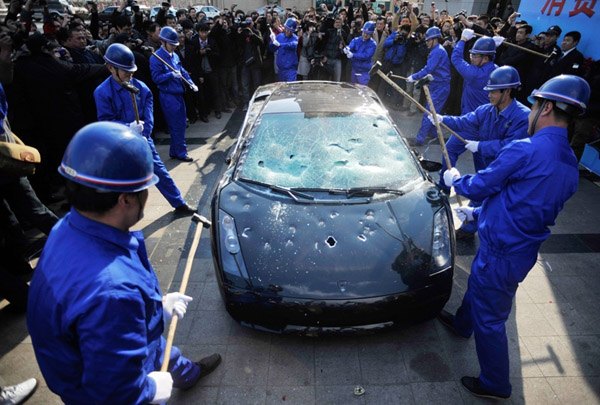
[{"xmin": 217, "ymin": 180, "xmax": 446, "ymax": 299}]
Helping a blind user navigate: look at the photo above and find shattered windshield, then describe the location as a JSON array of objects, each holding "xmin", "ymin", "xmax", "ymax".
[{"xmin": 236, "ymin": 112, "xmax": 421, "ymax": 189}]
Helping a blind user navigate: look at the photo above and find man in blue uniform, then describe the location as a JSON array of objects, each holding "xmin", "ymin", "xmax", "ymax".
[
  {"xmin": 95, "ymin": 44, "xmax": 196, "ymax": 214},
  {"xmin": 269, "ymin": 18, "xmax": 299, "ymax": 82},
  {"xmin": 150, "ymin": 26, "xmax": 198, "ymax": 162},
  {"xmin": 343, "ymin": 21, "xmax": 377, "ymax": 85},
  {"xmin": 432, "ymin": 66, "xmax": 530, "ymax": 237},
  {"xmin": 408, "ymin": 26, "xmax": 451, "ymax": 145},
  {"xmin": 27, "ymin": 122, "xmax": 221, "ymax": 404},
  {"xmin": 439, "ymin": 75, "xmax": 590, "ymax": 400}
]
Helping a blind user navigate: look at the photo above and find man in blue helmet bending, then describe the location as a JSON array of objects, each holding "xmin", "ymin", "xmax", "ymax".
[
  {"xmin": 27, "ymin": 123, "xmax": 221, "ymax": 404},
  {"xmin": 95, "ymin": 43, "xmax": 196, "ymax": 215},
  {"xmin": 344, "ymin": 21, "xmax": 377, "ymax": 85},
  {"xmin": 439, "ymin": 74, "xmax": 590, "ymax": 400},
  {"xmin": 269, "ymin": 18, "xmax": 299, "ymax": 82},
  {"xmin": 432, "ymin": 66, "xmax": 530, "ymax": 238},
  {"xmin": 150, "ymin": 26, "xmax": 198, "ymax": 162},
  {"xmin": 407, "ymin": 26, "xmax": 451, "ymax": 145}
]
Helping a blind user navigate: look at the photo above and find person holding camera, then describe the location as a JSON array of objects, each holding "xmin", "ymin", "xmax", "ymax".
[
  {"xmin": 297, "ymin": 19, "xmax": 321, "ymax": 80},
  {"xmin": 322, "ymin": 16, "xmax": 348, "ymax": 82},
  {"xmin": 238, "ymin": 17, "xmax": 264, "ymax": 106},
  {"xmin": 380, "ymin": 23, "xmax": 410, "ymax": 107},
  {"xmin": 269, "ymin": 17, "xmax": 299, "ymax": 82}
]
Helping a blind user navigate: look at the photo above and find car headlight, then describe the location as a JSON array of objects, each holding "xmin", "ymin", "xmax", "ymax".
[
  {"xmin": 431, "ymin": 208, "xmax": 451, "ymax": 273},
  {"xmin": 218, "ymin": 209, "xmax": 250, "ymax": 282}
]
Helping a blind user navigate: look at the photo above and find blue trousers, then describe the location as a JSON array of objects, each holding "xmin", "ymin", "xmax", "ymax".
[
  {"xmin": 351, "ymin": 69, "xmax": 369, "ymax": 85},
  {"xmin": 416, "ymin": 86, "xmax": 449, "ymax": 144},
  {"xmin": 159, "ymin": 92, "xmax": 188, "ymax": 159},
  {"xmin": 154, "ymin": 337, "xmax": 199, "ymax": 389},
  {"xmin": 278, "ymin": 68, "xmax": 297, "ymax": 82},
  {"xmin": 453, "ymin": 247, "xmax": 537, "ymax": 397},
  {"xmin": 147, "ymin": 137, "xmax": 185, "ymax": 208}
]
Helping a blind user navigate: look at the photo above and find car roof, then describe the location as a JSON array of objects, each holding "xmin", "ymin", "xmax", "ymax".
[{"xmin": 258, "ymin": 81, "xmax": 385, "ymax": 114}]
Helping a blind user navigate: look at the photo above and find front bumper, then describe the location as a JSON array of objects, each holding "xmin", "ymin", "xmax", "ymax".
[{"xmin": 218, "ymin": 268, "xmax": 453, "ymax": 334}]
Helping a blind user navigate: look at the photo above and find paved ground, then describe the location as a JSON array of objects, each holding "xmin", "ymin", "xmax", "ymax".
[{"xmin": 1, "ymin": 101, "xmax": 600, "ymax": 404}]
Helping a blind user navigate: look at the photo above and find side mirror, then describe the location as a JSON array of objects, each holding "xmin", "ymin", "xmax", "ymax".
[{"xmin": 419, "ymin": 159, "xmax": 442, "ymax": 172}]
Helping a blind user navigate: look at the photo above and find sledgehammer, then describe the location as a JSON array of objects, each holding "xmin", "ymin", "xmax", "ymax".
[
  {"xmin": 369, "ymin": 62, "xmax": 467, "ymax": 144},
  {"xmin": 161, "ymin": 213, "xmax": 212, "ymax": 372},
  {"xmin": 416, "ymin": 74, "xmax": 464, "ymax": 206}
]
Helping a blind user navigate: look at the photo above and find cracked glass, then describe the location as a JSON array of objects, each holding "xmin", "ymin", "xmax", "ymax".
[{"xmin": 237, "ymin": 112, "xmax": 420, "ymax": 189}]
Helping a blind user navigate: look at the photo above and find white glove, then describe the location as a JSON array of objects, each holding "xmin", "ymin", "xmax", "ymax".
[
  {"xmin": 443, "ymin": 167, "xmax": 461, "ymax": 187},
  {"xmin": 465, "ymin": 140, "xmax": 479, "ymax": 153},
  {"xmin": 343, "ymin": 46, "xmax": 350, "ymax": 55},
  {"xmin": 427, "ymin": 114, "xmax": 443, "ymax": 125},
  {"xmin": 269, "ymin": 32, "xmax": 277, "ymax": 43},
  {"xmin": 455, "ymin": 206, "xmax": 475, "ymax": 222},
  {"xmin": 406, "ymin": 75, "xmax": 415, "ymax": 83},
  {"xmin": 272, "ymin": 39, "xmax": 280, "ymax": 47},
  {"xmin": 172, "ymin": 70, "xmax": 182, "ymax": 79},
  {"xmin": 148, "ymin": 371, "xmax": 173, "ymax": 404},
  {"xmin": 127, "ymin": 120, "xmax": 144, "ymax": 135},
  {"xmin": 163, "ymin": 292, "xmax": 193, "ymax": 321},
  {"xmin": 492, "ymin": 35, "xmax": 505, "ymax": 47},
  {"xmin": 346, "ymin": 50, "xmax": 353, "ymax": 58},
  {"xmin": 461, "ymin": 28, "xmax": 475, "ymax": 41},
  {"xmin": 190, "ymin": 84, "xmax": 199, "ymax": 92}
]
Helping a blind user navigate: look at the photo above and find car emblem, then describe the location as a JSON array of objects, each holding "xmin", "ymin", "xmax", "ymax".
[{"xmin": 337, "ymin": 280, "xmax": 348, "ymax": 293}]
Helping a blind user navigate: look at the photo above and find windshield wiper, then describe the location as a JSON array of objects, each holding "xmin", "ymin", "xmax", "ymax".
[
  {"xmin": 237, "ymin": 177, "xmax": 315, "ymax": 201},
  {"xmin": 328, "ymin": 187, "xmax": 406, "ymax": 198}
]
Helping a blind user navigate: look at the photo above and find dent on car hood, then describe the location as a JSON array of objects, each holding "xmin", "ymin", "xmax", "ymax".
[{"xmin": 218, "ymin": 181, "xmax": 444, "ymax": 300}]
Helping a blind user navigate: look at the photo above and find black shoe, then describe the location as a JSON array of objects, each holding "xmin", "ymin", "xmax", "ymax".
[
  {"xmin": 455, "ymin": 228, "xmax": 475, "ymax": 241},
  {"xmin": 438, "ymin": 310, "xmax": 469, "ymax": 338},
  {"xmin": 461, "ymin": 376, "xmax": 510, "ymax": 400},
  {"xmin": 215, "ymin": 111, "xmax": 222, "ymax": 119},
  {"xmin": 174, "ymin": 203, "xmax": 197, "ymax": 215},
  {"xmin": 197, "ymin": 353, "xmax": 222, "ymax": 379},
  {"xmin": 171, "ymin": 155, "xmax": 193, "ymax": 162},
  {"xmin": 200, "ymin": 116, "xmax": 209, "ymax": 123}
]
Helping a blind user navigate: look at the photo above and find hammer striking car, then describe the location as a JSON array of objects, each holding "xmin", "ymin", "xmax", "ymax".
[{"xmin": 211, "ymin": 81, "xmax": 454, "ymax": 334}]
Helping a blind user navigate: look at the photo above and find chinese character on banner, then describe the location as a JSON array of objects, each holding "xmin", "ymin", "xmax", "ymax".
[
  {"xmin": 569, "ymin": 0, "xmax": 596, "ymax": 17},
  {"xmin": 541, "ymin": 0, "xmax": 566, "ymax": 16}
]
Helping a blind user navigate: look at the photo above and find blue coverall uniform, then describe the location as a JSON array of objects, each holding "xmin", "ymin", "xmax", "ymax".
[
  {"xmin": 150, "ymin": 47, "xmax": 193, "ymax": 159},
  {"xmin": 449, "ymin": 126, "xmax": 578, "ymax": 397},
  {"xmin": 27, "ymin": 209, "xmax": 200, "ymax": 404},
  {"xmin": 94, "ymin": 76, "xmax": 187, "ymax": 209},
  {"xmin": 347, "ymin": 36, "xmax": 377, "ymax": 85},
  {"xmin": 451, "ymin": 40, "xmax": 498, "ymax": 115},
  {"xmin": 413, "ymin": 43, "xmax": 450, "ymax": 144},
  {"xmin": 272, "ymin": 32, "xmax": 299, "ymax": 82}
]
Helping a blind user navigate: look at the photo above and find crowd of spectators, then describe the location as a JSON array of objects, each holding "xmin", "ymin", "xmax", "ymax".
[{"xmin": 0, "ymin": 0, "xmax": 599, "ymax": 313}]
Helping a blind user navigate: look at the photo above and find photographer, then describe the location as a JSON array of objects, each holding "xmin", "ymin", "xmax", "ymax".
[
  {"xmin": 400, "ymin": 24, "xmax": 427, "ymax": 115},
  {"xmin": 297, "ymin": 19, "xmax": 321, "ymax": 80},
  {"xmin": 212, "ymin": 16, "xmax": 239, "ymax": 110},
  {"xmin": 322, "ymin": 16, "xmax": 348, "ymax": 82},
  {"xmin": 237, "ymin": 17, "xmax": 264, "ymax": 106},
  {"xmin": 380, "ymin": 23, "xmax": 410, "ymax": 108}
]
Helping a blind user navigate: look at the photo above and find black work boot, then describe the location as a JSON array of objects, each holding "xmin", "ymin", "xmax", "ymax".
[
  {"xmin": 461, "ymin": 376, "xmax": 510, "ymax": 400},
  {"xmin": 437, "ymin": 310, "xmax": 470, "ymax": 338}
]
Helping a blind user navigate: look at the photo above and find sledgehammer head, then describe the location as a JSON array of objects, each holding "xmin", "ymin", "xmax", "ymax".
[
  {"xmin": 368, "ymin": 60, "xmax": 383, "ymax": 76},
  {"xmin": 415, "ymin": 74, "xmax": 434, "ymax": 89},
  {"xmin": 192, "ymin": 213, "xmax": 212, "ymax": 228}
]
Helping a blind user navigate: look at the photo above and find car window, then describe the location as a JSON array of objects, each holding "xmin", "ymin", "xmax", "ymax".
[{"xmin": 237, "ymin": 112, "xmax": 420, "ymax": 189}]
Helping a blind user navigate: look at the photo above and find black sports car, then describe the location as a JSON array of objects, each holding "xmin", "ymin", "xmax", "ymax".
[{"xmin": 211, "ymin": 81, "xmax": 454, "ymax": 334}]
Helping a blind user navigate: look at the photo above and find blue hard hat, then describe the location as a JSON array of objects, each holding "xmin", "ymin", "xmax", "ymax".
[
  {"xmin": 425, "ymin": 26, "xmax": 441, "ymax": 40},
  {"xmin": 528, "ymin": 74, "xmax": 590, "ymax": 115},
  {"xmin": 284, "ymin": 17, "xmax": 297, "ymax": 32},
  {"xmin": 59, "ymin": 122, "xmax": 158, "ymax": 193},
  {"xmin": 483, "ymin": 66, "xmax": 521, "ymax": 91},
  {"xmin": 470, "ymin": 36, "xmax": 496, "ymax": 55},
  {"xmin": 362, "ymin": 21, "xmax": 375, "ymax": 35},
  {"xmin": 103, "ymin": 43, "xmax": 137, "ymax": 72},
  {"xmin": 159, "ymin": 26, "xmax": 179, "ymax": 46}
]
